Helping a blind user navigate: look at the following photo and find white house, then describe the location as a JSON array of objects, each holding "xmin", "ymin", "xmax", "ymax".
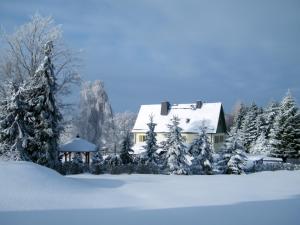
[{"xmin": 132, "ymin": 101, "xmax": 227, "ymax": 153}]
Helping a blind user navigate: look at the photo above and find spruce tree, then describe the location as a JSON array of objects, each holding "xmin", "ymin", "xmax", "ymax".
[
  {"xmin": 26, "ymin": 41, "xmax": 62, "ymax": 168},
  {"xmin": 241, "ymin": 102, "xmax": 259, "ymax": 152},
  {"xmin": 164, "ymin": 116, "xmax": 189, "ymax": 175},
  {"xmin": 120, "ymin": 132, "xmax": 134, "ymax": 164},
  {"xmin": 217, "ymin": 132, "xmax": 247, "ymax": 175},
  {"xmin": 231, "ymin": 103, "xmax": 248, "ymax": 134},
  {"xmin": 189, "ymin": 126, "xmax": 213, "ymax": 174},
  {"xmin": 249, "ymin": 132, "xmax": 271, "ymax": 155},
  {"xmin": 90, "ymin": 150, "xmax": 103, "ymax": 174},
  {"xmin": 71, "ymin": 152, "xmax": 84, "ymax": 174},
  {"xmin": 270, "ymin": 91, "xmax": 300, "ymax": 161},
  {"xmin": 143, "ymin": 115, "xmax": 158, "ymax": 163},
  {"xmin": 264, "ymin": 101, "xmax": 279, "ymax": 139},
  {"xmin": 0, "ymin": 82, "xmax": 31, "ymax": 161}
]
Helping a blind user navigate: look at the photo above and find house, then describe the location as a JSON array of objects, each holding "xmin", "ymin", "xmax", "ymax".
[{"xmin": 132, "ymin": 101, "xmax": 227, "ymax": 153}]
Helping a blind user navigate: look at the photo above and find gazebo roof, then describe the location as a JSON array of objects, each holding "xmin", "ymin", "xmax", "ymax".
[{"xmin": 60, "ymin": 137, "xmax": 97, "ymax": 152}]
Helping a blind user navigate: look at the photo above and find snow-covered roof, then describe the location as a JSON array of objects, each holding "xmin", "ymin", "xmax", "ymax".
[
  {"xmin": 132, "ymin": 102, "xmax": 222, "ymax": 133},
  {"xmin": 59, "ymin": 138, "xmax": 97, "ymax": 152}
]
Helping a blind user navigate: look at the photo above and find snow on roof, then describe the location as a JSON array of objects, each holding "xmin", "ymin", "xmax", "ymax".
[
  {"xmin": 132, "ymin": 102, "xmax": 222, "ymax": 133},
  {"xmin": 60, "ymin": 138, "xmax": 97, "ymax": 152}
]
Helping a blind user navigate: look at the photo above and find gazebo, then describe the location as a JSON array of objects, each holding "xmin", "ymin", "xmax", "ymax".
[{"xmin": 60, "ymin": 136, "xmax": 97, "ymax": 164}]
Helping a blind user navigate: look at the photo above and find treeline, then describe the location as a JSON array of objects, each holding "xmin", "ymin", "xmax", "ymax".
[{"xmin": 230, "ymin": 90, "xmax": 300, "ymax": 162}]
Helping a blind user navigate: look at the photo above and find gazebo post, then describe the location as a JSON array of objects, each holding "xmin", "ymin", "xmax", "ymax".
[
  {"xmin": 64, "ymin": 153, "xmax": 67, "ymax": 162},
  {"xmin": 69, "ymin": 152, "xmax": 71, "ymax": 161}
]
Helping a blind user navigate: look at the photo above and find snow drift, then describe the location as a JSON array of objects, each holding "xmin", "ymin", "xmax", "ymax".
[{"xmin": 0, "ymin": 161, "xmax": 300, "ymax": 225}]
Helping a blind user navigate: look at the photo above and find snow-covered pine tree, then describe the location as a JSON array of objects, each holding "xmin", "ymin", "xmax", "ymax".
[
  {"xmin": 255, "ymin": 107, "xmax": 267, "ymax": 137},
  {"xmin": 120, "ymin": 132, "xmax": 134, "ymax": 164},
  {"xmin": 0, "ymin": 82, "xmax": 31, "ymax": 161},
  {"xmin": 143, "ymin": 115, "xmax": 158, "ymax": 163},
  {"xmin": 90, "ymin": 150, "xmax": 103, "ymax": 174},
  {"xmin": 264, "ymin": 101, "xmax": 279, "ymax": 139},
  {"xmin": 231, "ymin": 103, "xmax": 248, "ymax": 134},
  {"xmin": 188, "ymin": 126, "xmax": 213, "ymax": 174},
  {"xmin": 241, "ymin": 102, "xmax": 259, "ymax": 152},
  {"xmin": 249, "ymin": 132, "xmax": 271, "ymax": 155},
  {"xmin": 164, "ymin": 116, "xmax": 190, "ymax": 175},
  {"xmin": 217, "ymin": 132, "xmax": 247, "ymax": 175},
  {"xmin": 270, "ymin": 90, "xmax": 300, "ymax": 161},
  {"xmin": 70, "ymin": 152, "xmax": 84, "ymax": 174},
  {"xmin": 25, "ymin": 41, "xmax": 62, "ymax": 168}
]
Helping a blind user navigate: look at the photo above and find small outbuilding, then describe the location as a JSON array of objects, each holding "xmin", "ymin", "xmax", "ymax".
[{"xmin": 60, "ymin": 136, "xmax": 97, "ymax": 164}]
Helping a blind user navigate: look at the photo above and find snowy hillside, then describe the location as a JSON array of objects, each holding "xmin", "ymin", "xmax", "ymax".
[{"xmin": 1, "ymin": 161, "xmax": 300, "ymax": 225}]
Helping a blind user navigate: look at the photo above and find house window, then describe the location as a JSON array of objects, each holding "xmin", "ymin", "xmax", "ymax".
[
  {"xmin": 214, "ymin": 135, "xmax": 224, "ymax": 143},
  {"xmin": 219, "ymin": 135, "xmax": 224, "ymax": 142},
  {"xmin": 139, "ymin": 135, "xmax": 146, "ymax": 142},
  {"xmin": 214, "ymin": 135, "xmax": 220, "ymax": 143}
]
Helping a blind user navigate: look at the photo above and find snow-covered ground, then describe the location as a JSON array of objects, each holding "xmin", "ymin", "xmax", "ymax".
[{"xmin": 1, "ymin": 161, "xmax": 300, "ymax": 225}]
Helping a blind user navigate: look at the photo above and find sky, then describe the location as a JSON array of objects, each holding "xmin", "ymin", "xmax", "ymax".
[{"xmin": 1, "ymin": 0, "xmax": 300, "ymax": 113}]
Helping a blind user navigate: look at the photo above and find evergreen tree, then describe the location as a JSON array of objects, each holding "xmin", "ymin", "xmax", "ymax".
[
  {"xmin": 264, "ymin": 101, "xmax": 280, "ymax": 139},
  {"xmin": 249, "ymin": 132, "xmax": 271, "ymax": 155},
  {"xmin": 70, "ymin": 152, "xmax": 84, "ymax": 174},
  {"xmin": 188, "ymin": 126, "xmax": 213, "ymax": 174},
  {"xmin": 143, "ymin": 115, "xmax": 158, "ymax": 163},
  {"xmin": 231, "ymin": 103, "xmax": 248, "ymax": 134},
  {"xmin": 26, "ymin": 41, "xmax": 62, "ymax": 168},
  {"xmin": 270, "ymin": 91, "xmax": 300, "ymax": 161},
  {"xmin": 217, "ymin": 132, "xmax": 247, "ymax": 175},
  {"xmin": 164, "ymin": 116, "xmax": 190, "ymax": 175},
  {"xmin": 120, "ymin": 132, "xmax": 134, "ymax": 164},
  {"xmin": 0, "ymin": 82, "xmax": 31, "ymax": 161},
  {"xmin": 241, "ymin": 102, "xmax": 259, "ymax": 152},
  {"xmin": 90, "ymin": 150, "xmax": 103, "ymax": 174}
]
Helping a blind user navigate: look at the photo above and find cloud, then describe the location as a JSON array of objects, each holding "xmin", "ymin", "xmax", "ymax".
[{"xmin": 1, "ymin": 0, "xmax": 300, "ymax": 112}]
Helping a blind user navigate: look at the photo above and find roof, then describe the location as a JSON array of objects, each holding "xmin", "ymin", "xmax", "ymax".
[
  {"xmin": 59, "ymin": 138, "xmax": 97, "ymax": 152},
  {"xmin": 132, "ymin": 102, "xmax": 223, "ymax": 134}
]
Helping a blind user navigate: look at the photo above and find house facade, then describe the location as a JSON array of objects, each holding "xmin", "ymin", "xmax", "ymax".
[{"xmin": 132, "ymin": 101, "xmax": 227, "ymax": 153}]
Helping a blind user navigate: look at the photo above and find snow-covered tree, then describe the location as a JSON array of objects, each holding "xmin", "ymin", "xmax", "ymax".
[
  {"xmin": 0, "ymin": 13, "xmax": 80, "ymax": 108},
  {"xmin": 112, "ymin": 112, "xmax": 137, "ymax": 154},
  {"xmin": 143, "ymin": 115, "xmax": 158, "ymax": 163},
  {"xmin": 188, "ymin": 126, "xmax": 213, "ymax": 174},
  {"xmin": 70, "ymin": 152, "xmax": 84, "ymax": 174},
  {"xmin": 75, "ymin": 80, "xmax": 114, "ymax": 152},
  {"xmin": 241, "ymin": 102, "xmax": 259, "ymax": 152},
  {"xmin": 90, "ymin": 150, "xmax": 103, "ymax": 174},
  {"xmin": 120, "ymin": 132, "xmax": 134, "ymax": 164},
  {"xmin": 0, "ymin": 82, "xmax": 30, "ymax": 161},
  {"xmin": 164, "ymin": 116, "xmax": 190, "ymax": 175},
  {"xmin": 249, "ymin": 132, "xmax": 271, "ymax": 155},
  {"xmin": 264, "ymin": 101, "xmax": 280, "ymax": 139},
  {"xmin": 270, "ymin": 90, "xmax": 300, "ymax": 161},
  {"xmin": 217, "ymin": 132, "xmax": 247, "ymax": 175},
  {"xmin": 25, "ymin": 41, "xmax": 62, "ymax": 168},
  {"xmin": 231, "ymin": 102, "xmax": 248, "ymax": 134},
  {"xmin": 0, "ymin": 41, "xmax": 62, "ymax": 168}
]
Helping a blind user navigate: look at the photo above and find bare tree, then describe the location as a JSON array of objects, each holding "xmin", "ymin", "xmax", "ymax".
[{"xmin": 0, "ymin": 13, "xmax": 81, "ymax": 108}]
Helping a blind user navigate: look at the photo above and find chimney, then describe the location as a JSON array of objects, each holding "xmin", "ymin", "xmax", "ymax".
[
  {"xmin": 196, "ymin": 100, "xmax": 203, "ymax": 109},
  {"xmin": 161, "ymin": 101, "xmax": 170, "ymax": 115}
]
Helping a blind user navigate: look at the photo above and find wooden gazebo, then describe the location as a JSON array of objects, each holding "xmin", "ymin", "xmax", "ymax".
[{"xmin": 60, "ymin": 136, "xmax": 97, "ymax": 164}]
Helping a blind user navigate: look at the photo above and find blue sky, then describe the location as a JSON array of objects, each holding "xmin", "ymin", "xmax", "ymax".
[{"xmin": 1, "ymin": 0, "xmax": 300, "ymax": 113}]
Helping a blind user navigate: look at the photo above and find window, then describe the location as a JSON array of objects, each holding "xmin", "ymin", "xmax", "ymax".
[
  {"xmin": 214, "ymin": 135, "xmax": 224, "ymax": 143},
  {"xmin": 214, "ymin": 136, "xmax": 220, "ymax": 143},
  {"xmin": 139, "ymin": 135, "xmax": 146, "ymax": 142}
]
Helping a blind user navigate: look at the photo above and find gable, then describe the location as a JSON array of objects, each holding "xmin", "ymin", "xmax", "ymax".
[{"xmin": 216, "ymin": 105, "xmax": 227, "ymax": 133}]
